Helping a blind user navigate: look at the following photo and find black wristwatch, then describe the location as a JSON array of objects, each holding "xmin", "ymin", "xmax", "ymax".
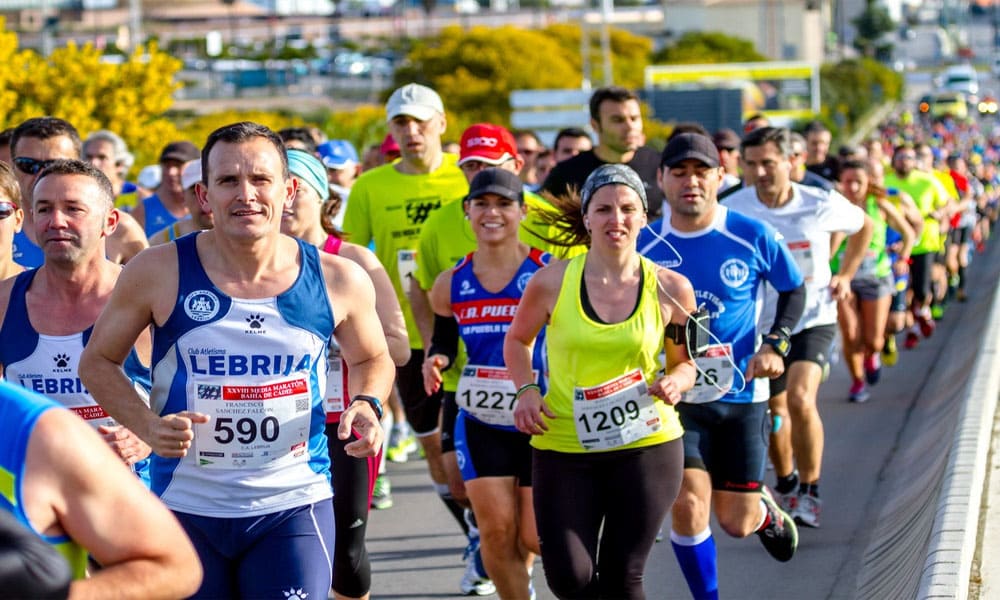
[
  {"xmin": 762, "ymin": 329, "xmax": 791, "ymax": 358},
  {"xmin": 350, "ymin": 395, "xmax": 384, "ymax": 420}
]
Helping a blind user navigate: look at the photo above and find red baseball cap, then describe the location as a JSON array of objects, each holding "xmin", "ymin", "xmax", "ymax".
[
  {"xmin": 380, "ymin": 134, "xmax": 400, "ymax": 157},
  {"xmin": 458, "ymin": 124, "xmax": 518, "ymax": 166}
]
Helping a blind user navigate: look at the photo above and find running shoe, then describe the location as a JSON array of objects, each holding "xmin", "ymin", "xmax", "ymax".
[
  {"xmin": 386, "ymin": 422, "xmax": 417, "ymax": 463},
  {"xmin": 370, "ymin": 475, "xmax": 393, "ymax": 510},
  {"xmin": 957, "ymin": 289, "xmax": 968, "ymax": 303},
  {"xmin": 931, "ymin": 304, "xmax": 945, "ymax": 321},
  {"xmin": 864, "ymin": 354, "xmax": 881, "ymax": 386},
  {"xmin": 904, "ymin": 331, "xmax": 920, "ymax": 350},
  {"xmin": 792, "ymin": 492, "xmax": 821, "ymax": 528},
  {"xmin": 756, "ymin": 487, "xmax": 798, "ymax": 562},
  {"xmin": 460, "ymin": 538, "xmax": 496, "ymax": 596},
  {"xmin": 849, "ymin": 380, "xmax": 870, "ymax": 403},
  {"xmin": 916, "ymin": 309, "xmax": 936, "ymax": 337},
  {"xmin": 777, "ymin": 490, "xmax": 799, "ymax": 514},
  {"xmin": 882, "ymin": 335, "xmax": 899, "ymax": 367}
]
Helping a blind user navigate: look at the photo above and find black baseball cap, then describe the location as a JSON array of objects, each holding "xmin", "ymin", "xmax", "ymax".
[
  {"xmin": 711, "ymin": 128, "xmax": 741, "ymax": 151},
  {"xmin": 159, "ymin": 141, "xmax": 200, "ymax": 164},
  {"xmin": 661, "ymin": 133, "xmax": 721, "ymax": 168},
  {"xmin": 467, "ymin": 168, "xmax": 524, "ymax": 204}
]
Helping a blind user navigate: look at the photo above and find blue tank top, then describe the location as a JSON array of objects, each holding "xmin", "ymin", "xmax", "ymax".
[
  {"xmin": 149, "ymin": 232, "xmax": 335, "ymax": 517},
  {"xmin": 141, "ymin": 194, "xmax": 180, "ymax": 238},
  {"xmin": 0, "ymin": 382, "xmax": 88, "ymax": 578},
  {"xmin": 450, "ymin": 248, "xmax": 549, "ymax": 429},
  {"xmin": 11, "ymin": 231, "xmax": 43, "ymax": 269},
  {"xmin": 0, "ymin": 269, "xmax": 152, "ymax": 484}
]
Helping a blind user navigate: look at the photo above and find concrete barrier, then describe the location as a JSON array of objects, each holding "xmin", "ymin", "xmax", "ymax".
[
  {"xmin": 849, "ymin": 239, "xmax": 1000, "ymax": 599},
  {"xmin": 917, "ymin": 241, "xmax": 1000, "ymax": 599}
]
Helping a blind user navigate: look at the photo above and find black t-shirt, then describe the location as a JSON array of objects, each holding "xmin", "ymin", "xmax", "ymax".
[
  {"xmin": 540, "ymin": 147, "xmax": 665, "ymax": 218},
  {"xmin": 806, "ymin": 156, "xmax": 840, "ymax": 182}
]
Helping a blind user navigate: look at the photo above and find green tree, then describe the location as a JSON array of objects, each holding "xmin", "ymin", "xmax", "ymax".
[
  {"xmin": 0, "ymin": 18, "xmax": 183, "ymax": 173},
  {"xmin": 651, "ymin": 31, "xmax": 768, "ymax": 64},
  {"xmin": 820, "ymin": 57, "xmax": 902, "ymax": 133},
  {"xmin": 393, "ymin": 25, "xmax": 652, "ymax": 125},
  {"xmin": 852, "ymin": 0, "xmax": 896, "ymax": 57},
  {"xmin": 544, "ymin": 24, "xmax": 653, "ymax": 89},
  {"xmin": 393, "ymin": 25, "xmax": 583, "ymax": 125}
]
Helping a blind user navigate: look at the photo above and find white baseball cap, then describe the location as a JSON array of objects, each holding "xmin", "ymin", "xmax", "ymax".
[
  {"xmin": 181, "ymin": 160, "xmax": 202, "ymax": 191},
  {"xmin": 385, "ymin": 83, "xmax": 444, "ymax": 122}
]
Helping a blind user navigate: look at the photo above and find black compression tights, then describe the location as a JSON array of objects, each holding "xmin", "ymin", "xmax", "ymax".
[{"xmin": 532, "ymin": 440, "xmax": 683, "ymax": 599}]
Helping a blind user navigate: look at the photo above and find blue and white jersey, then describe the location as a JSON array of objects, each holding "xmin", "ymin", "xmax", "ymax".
[
  {"xmin": 150, "ymin": 233, "xmax": 334, "ymax": 518},
  {"xmin": 11, "ymin": 231, "xmax": 43, "ymax": 269},
  {"xmin": 0, "ymin": 269, "xmax": 153, "ymax": 483},
  {"xmin": 637, "ymin": 206, "xmax": 802, "ymax": 404},
  {"xmin": 141, "ymin": 194, "xmax": 180, "ymax": 238},
  {"xmin": 450, "ymin": 248, "xmax": 549, "ymax": 429}
]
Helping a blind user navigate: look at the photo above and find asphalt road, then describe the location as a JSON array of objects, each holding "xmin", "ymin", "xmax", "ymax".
[{"xmin": 361, "ymin": 239, "xmax": 1000, "ymax": 599}]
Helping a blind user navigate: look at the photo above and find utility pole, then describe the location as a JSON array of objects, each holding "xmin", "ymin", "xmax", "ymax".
[
  {"xmin": 600, "ymin": 0, "xmax": 613, "ymax": 85},
  {"xmin": 129, "ymin": 0, "xmax": 142, "ymax": 51}
]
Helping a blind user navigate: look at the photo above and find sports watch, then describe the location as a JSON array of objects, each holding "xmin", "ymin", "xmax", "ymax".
[
  {"xmin": 762, "ymin": 328, "xmax": 791, "ymax": 358},
  {"xmin": 350, "ymin": 395, "xmax": 384, "ymax": 420}
]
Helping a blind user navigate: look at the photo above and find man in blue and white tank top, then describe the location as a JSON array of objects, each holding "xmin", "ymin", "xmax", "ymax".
[
  {"xmin": 80, "ymin": 122, "xmax": 394, "ymax": 599},
  {"xmin": 132, "ymin": 140, "xmax": 200, "ymax": 238},
  {"xmin": 0, "ymin": 160, "xmax": 152, "ymax": 476}
]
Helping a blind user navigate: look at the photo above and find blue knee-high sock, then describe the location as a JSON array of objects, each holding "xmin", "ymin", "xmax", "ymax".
[{"xmin": 670, "ymin": 528, "xmax": 718, "ymax": 600}]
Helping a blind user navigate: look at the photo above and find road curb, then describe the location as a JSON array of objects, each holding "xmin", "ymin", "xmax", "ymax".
[{"xmin": 917, "ymin": 259, "xmax": 1000, "ymax": 599}]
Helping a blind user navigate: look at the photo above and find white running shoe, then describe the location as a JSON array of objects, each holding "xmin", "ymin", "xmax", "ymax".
[{"xmin": 460, "ymin": 539, "xmax": 496, "ymax": 596}]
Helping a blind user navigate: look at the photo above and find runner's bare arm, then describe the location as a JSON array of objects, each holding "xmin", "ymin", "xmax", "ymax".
[
  {"xmin": 341, "ymin": 243, "xmax": 411, "ymax": 366},
  {"xmin": 506, "ymin": 262, "xmax": 564, "ymax": 433},
  {"xmin": 26, "ymin": 408, "xmax": 202, "ymax": 600},
  {"xmin": 324, "ymin": 256, "xmax": 394, "ymax": 456},
  {"xmin": 107, "ymin": 210, "xmax": 149, "ymax": 265},
  {"xmin": 408, "ymin": 279, "xmax": 435, "ymax": 352},
  {"xmin": 830, "ymin": 213, "xmax": 874, "ymax": 300},
  {"xmin": 80, "ymin": 247, "xmax": 206, "ymax": 458},
  {"xmin": 653, "ymin": 269, "xmax": 698, "ymax": 404},
  {"xmin": 422, "ymin": 269, "xmax": 455, "ymax": 395}
]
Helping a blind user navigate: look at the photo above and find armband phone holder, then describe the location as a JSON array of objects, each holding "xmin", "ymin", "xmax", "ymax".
[
  {"xmin": 687, "ymin": 306, "xmax": 711, "ymax": 356},
  {"xmin": 666, "ymin": 306, "xmax": 711, "ymax": 357}
]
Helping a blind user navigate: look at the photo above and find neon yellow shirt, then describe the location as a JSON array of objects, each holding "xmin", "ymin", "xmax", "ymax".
[
  {"xmin": 342, "ymin": 156, "xmax": 468, "ymax": 349},
  {"xmin": 884, "ymin": 170, "xmax": 949, "ymax": 255},
  {"xmin": 533, "ymin": 254, "xmax": 683, "ymax": 453}
]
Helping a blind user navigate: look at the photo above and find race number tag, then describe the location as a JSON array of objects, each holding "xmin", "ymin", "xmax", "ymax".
[
  {"xmin": 787, "ymin": 240, "xmax": 814, "ymax": 281},
  {"xmin": 456, "ymin": 365, "xmax": 537, "ymax": 427},
  {"xmin": 681, "ymin": 344, "xmax": 734, "ymax": 404},
  {"xmin": 69, "ymin": 404, "xmax": 117, "ymax": 431},
  {"xmin": 192, "ymin": 374, "xmax": 312, "ymax": 470},
  {"xmin": 397, "ymin": 249, "xmax": 417, "ymax": 294},
  {"xmin": 573, "ymin": 369, "xmax": 660, "ymax": 451},
  {"xmin": 324, "ymin": 353, "xmax": 347, "ymax": 414}
]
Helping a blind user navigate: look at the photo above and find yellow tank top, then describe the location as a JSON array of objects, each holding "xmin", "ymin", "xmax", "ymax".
[{"xmin": 533, "ymin": 254, "xmax": 683, "ymax": 453}]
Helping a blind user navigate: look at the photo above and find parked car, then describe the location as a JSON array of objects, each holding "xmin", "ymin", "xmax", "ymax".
[{"xmin": 939, "ymin": 64, "xmax": 979, "ymax": 97}]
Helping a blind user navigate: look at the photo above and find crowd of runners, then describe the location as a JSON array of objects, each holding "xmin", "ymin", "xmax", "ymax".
[{"xmin": 0, "ymin": 80, "xmax": 996, "ymax": 600}]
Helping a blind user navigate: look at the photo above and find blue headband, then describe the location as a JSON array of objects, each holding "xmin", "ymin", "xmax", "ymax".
[{"xmin": 286, "ymin": 148, "xmax": 330, "ymax": 202}]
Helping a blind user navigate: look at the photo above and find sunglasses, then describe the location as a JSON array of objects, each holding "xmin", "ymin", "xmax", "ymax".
[
  {"xmin": 14, "ymin": 157, "xmax": 57, "ymax": 175},
  {"xmin": 0, "ymin": 202, "xmax": 16, "ymax": 220}
]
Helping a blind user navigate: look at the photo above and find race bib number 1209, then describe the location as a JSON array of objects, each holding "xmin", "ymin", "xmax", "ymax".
[{"xmin": 573, "ymin": 369, "xmax": 660, "ymax": 451}]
